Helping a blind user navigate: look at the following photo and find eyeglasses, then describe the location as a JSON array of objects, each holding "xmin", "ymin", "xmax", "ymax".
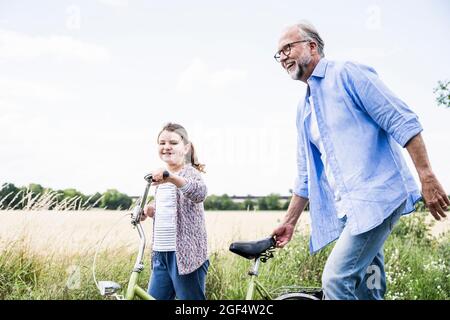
[{"xmin": 274, "ymin": 40, "xmax": 309, "ymax": 62}]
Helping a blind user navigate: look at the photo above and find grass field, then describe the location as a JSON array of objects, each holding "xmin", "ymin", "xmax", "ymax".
[{"xmin": 0, "ymin": 210, "xmax": 448, "ymax": 300}]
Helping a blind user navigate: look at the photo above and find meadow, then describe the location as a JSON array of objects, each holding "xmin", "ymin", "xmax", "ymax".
[{"xmin": 0, "ymin": 210, "xmax": 448, "ymax": 300}]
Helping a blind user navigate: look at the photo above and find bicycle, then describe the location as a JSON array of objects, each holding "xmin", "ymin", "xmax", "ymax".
[
  {"xmin": 93, "ymin": 172, "xmax": 168, "ymax": 300},
  {"xmin": 93, "ymin": 172, "xmax": 322, "ymax": 300},
  {"xmin": 229, "ymin": 237, "xmax": 323, "ymax": 300}
]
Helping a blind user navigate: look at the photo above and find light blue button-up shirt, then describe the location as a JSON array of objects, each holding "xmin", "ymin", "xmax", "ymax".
[{"xmin": 293, "ymin": 58, "xmax": 423, "ymax": 254}]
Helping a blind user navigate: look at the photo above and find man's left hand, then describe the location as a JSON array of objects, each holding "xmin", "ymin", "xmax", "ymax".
[{"xmin": 421, "ymin": 174, "xmax": 449, "ymax": 220}]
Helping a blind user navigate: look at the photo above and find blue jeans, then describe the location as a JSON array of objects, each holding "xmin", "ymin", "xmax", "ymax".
[
  {"xmin": 321, "ymin": 200, "xmax": 406, "ymax": 300},
  {"xmin": 148, "ymin": 251, "xmax": 209, "ymax": 300}
]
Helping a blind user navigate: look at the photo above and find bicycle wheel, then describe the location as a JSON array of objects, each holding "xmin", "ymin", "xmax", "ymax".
[{"xmin": 274, "ymin": 291, "xmax": 322, "ymax": 300}]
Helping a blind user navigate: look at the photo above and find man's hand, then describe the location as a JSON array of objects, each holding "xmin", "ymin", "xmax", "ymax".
[
  {"xmin": 405, "ymin": 133, "xmax": 449, "ymax": 221},
  {"xmin": 421, "ymin": 174, "xmax": 449, "ymax": 220},
  {"xmin": 271, "ymin": 194, "xmax": 308, "ymax": 248},
  {"xmin": 271, "ymin": 223, "xmax": 296, "ymax": 248}
]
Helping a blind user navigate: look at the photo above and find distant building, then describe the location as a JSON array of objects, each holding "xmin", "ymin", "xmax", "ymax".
[
  {"xmin": 130, "ymin": 195, "xmax": 291, "ymax": 203},
  {"xmin": 229, "ymin": 195, "xmax": 290, "ymax": 203}
]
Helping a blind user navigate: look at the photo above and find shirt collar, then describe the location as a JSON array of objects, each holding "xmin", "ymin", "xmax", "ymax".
[{"xmin": 309, "ymin": 58, "xmax": 328, "ymax": 79}]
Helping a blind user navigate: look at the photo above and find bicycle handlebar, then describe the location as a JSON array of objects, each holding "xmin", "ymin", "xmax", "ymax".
[
  {"xmin": 94, "ymin": 171, "xmax": 170, "ymax": 297},
  {"xmin": 132, "ymin": 171, "xmax": 169, "ymax": 225},
  {"xmin": 129, "ymin": 171, "xmax": 170, "ymax": 272},
  {"xmin": 144, "ymin": 170, "xmax": 170, "ymax": 183}
]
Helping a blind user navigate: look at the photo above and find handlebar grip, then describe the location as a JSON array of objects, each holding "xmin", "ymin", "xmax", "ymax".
[{"xmin": 144, "ymin": 170, "xmax": 170, "ymax": 183}]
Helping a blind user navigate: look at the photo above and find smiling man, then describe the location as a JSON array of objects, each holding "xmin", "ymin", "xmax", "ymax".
[{"xmin": 271, "ymin": 21, "xmax": 449, "ymax": 300}]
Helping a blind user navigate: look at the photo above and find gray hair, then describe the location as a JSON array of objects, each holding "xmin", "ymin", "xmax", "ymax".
[{"xmin": 295, "ymin": 21, "xmax": 325, "ymax": 57}]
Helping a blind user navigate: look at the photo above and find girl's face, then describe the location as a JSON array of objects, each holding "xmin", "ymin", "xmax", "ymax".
[{"xmin": 158, "ymin": 130, "xmax": 190, "ymax": 166}]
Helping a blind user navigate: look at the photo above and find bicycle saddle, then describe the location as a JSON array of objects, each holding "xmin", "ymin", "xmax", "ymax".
[{"xmin": 229, "ymin": 237, "xmax": 276, "ymax": 260}]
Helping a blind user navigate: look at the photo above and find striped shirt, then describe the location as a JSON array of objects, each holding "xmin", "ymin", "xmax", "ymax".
[{"xmin": 153, "ymin": 183, "xmax": 177, "ymax": 251}]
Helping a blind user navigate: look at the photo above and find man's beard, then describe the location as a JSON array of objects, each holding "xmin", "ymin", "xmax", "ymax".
[{"xmin": 290, "ymin": 54, "xmax": 312, "ymax": 80}]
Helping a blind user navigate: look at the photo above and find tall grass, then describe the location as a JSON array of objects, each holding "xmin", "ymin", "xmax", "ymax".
[
  {"xmin": 0, "ymin": 212, "xmax": 448, "ymax": 300},
  {"xmin": 206, "ymin": 217, "xmax": 449, "ymax": 300},
  {"xmin": 0, "ymin": 238, "xmax": 150, "ymax": 300},
  {"xmin": 0, "ymin": 187, "xmax": 104, "ymax": 211}
]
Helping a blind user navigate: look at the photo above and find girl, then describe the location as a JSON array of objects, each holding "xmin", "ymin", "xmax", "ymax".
[{"xmin": 140, "ymin": 123, "xmax": 209, "ymax": 300}]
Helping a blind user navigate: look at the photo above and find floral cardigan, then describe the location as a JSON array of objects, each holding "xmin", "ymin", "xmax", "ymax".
[{"xmin": 151, "ymin": 164, "xmax": 208, "ymax": 275}]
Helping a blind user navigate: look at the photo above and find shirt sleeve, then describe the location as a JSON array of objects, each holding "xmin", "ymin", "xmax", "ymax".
[
  {"xmin": 178, "ymin": 170, "xmax": 208, "ymax": 203},
  {"xmin": 343, "ymin": 62, "xmax": 423, "ymax": 147},
  {"xmin": 179, "ymin": 182, "xmax": 190, "ymax": 192}
]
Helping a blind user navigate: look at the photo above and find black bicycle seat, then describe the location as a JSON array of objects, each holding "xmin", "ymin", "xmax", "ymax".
[{"xmin": 229, "ymin": 237, "xmax": 276, "ymax": 260}]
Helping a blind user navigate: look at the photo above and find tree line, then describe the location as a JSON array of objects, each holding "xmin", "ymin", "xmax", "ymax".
[
  {"xmin": 203, "ymin": 194, "xmax": 294, "ymax": 211},
  {"xmin": 0, "ymin": 182, "xmax": 131, "ymax": 210},
  {"xmin": 0, "ymin": 182, "xmax": 294, "ymax": 211},
  {"xmin": 0, "ymin": 182, "xmax": 439, "ymax": 212}
]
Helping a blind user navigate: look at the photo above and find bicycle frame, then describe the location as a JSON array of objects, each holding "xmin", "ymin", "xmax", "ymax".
[
  {"xmin": 124, "ymin": 222, "xmax": 154, "ymax": 300},
  {"xmin": 242, "ymin": 245, "xmax": 322, "ymax": 300},
  {"xmin": 124, "ymin": 175, "xmax": 155, "ymax": 300},
  {"xmin": 97, "ymin": 173, "xmax": 158, "ymax": 300},
  {"xmin": 245, "ymin": 257, "xmax": 273, "ymax": 300}
]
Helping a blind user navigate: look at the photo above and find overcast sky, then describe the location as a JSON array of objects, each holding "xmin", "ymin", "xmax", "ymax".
[{"xmin": 1, "ymin": 0, "xmax": 449, "ymax": 197}]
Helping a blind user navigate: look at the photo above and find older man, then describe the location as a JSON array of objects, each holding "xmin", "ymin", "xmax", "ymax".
[{"xmin": 271, "ymin": 21, "xmax": 449, "ymax": 300}]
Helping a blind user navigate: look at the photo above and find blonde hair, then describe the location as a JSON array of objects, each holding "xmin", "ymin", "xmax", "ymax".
[{"xmin": 157, "ymin": 123, "xmax": 206, "ymax": 173}]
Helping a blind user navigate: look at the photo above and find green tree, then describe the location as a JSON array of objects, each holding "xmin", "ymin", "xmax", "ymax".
[
  {"xmin": 257, "ymin": 197, "xmax": 268, "ymax": 210},
  {"xmin": 204, "ymin": 194, "xmax": 240, "ymax": 210},
  {"xmin": 218, "ymin": 194, "xmax": 239, "ymax": 210},
  {"xmin": 28, "ymin": 183, "xmax": 44, "ymax": 195},
  {"xmin": 257, "ymin": 194, "xmax": 284, "ymax": 210},
  {"xmin": 204, "ymin": 195, "xmax": 220, "ymax": 210},
  {"xmin": 62, "ymin": 188, "xmax": 83, "ymax": 199},
  {"xmin": 265, "ymin": 193, "xmax": 282, "ymax": 210},
  {"xmin": 87, "ymin": 192, "xmax": 103, "ymax": 208},
  {"xmin": 242, "ymin": 195, "xmax": 256, "ymax": 211},
  {"xmin": 227, "ymin": 195, "xmax": 241, "ymax": 210},
  {"xmin": 282, "ymin": 195, "xmax": 292, "ymax": 210},
  {"xmin": 0, "ymin": 182, "xmax": 20, "ymax": 209},
  {"xmin": 101, "ymin": 189, "xmax": 132, "ymax": 210}
]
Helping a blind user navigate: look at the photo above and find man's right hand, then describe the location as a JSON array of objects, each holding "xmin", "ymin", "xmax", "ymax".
[
  {"xmin": 140, "ymin": 203, "xmax": 155, "ymax": 221},
  {"xmin": 271, "ymin": 223, "xmax": 296, "ymax": 248},
  {"xmin": 271, "ymin": 194, "xmax": 308, "ymax": 248}
]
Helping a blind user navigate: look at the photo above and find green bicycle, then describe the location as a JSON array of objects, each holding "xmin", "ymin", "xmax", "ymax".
[
  {"xmin": 93, "ymin": 172, "xmax": 322, "ymax": 300},
  {"xmin": 229, "ymin": 237, "xmax": 323, "ymax": 300},
  {"xmin": 93, "ymin": 172, "xmax": 168, "ymax": 300}
]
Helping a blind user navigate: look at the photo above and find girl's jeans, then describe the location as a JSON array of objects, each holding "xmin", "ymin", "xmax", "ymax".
[
  {"xmin": 148, "ymin": 251, "xmax": 209, "ymax": 300},
  {"xmin": 322, "ymin": 200, "xmax": 406, "ymax": 300}
]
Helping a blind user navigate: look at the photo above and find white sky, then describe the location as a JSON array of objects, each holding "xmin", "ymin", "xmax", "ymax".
[{"xmin": 1, "ymin": 0, "xmax": 449, "ymax": 197}]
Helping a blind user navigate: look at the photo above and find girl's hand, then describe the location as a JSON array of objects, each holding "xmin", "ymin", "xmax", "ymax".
[
  {"xmin": 140, "ymin": 202, "xmax": 155, "ymax": 221},
  {"xmin": 151, "ymin": 168, "xmax": 169, "ymax": 186},
  {"xmin": 150, "ymin": 168, "xmax": 187, "ymax": 188}
]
